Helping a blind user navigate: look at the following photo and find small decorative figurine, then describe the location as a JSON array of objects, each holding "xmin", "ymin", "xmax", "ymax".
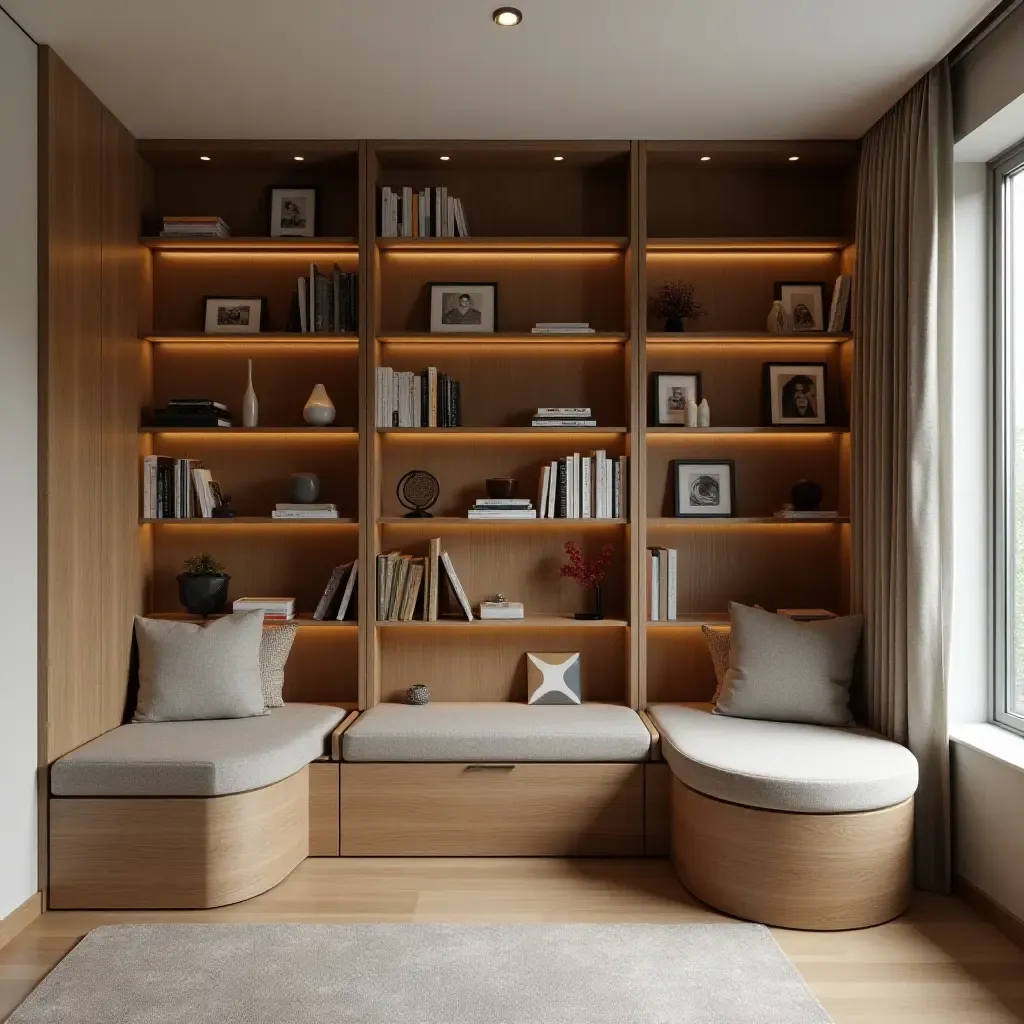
[
  {"xmin": 698, "ymin": 398, "xmax": 711, "ymax": 428},
  {"xmin": 398, "ymin": 470, "xmax": 440, "ymax": 518},
  {"xmin": 685, "ymin": 397, "xmax": 699, "ymax": 428},
  {"xmin": 767, "ymin": 300, "xmax": 793, "ymax": 335}
]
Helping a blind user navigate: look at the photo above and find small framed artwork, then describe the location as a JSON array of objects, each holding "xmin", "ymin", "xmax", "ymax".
[
  {"xmin": 430, "ymin": 283, "xmax": 497, "ymax": 333},
  {"xmin": 204, "ymin": 296, "xmax": 264, "ymax": 334},
  {"xmin": 673, "ymin": 459, "xmax": 735, "ymax": 518},
  {"xmin": 651, "ymin": 371, "xmax": 702, "ymax": 426},
  {"xmin": 270, "ymin": 187, "xmax": 317, "ymax": 237},
  {"xmin": 764, "ymin": 362, "xmax": 828, "ymax": 425},
  {"xmin": 775, "ymin": 281, "xmax": 825, "ymax": 332}
]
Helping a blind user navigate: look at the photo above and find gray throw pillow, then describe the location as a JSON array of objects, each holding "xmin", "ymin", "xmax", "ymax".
[
  {"xmin": 714, "ymin": 602, "xmax": 863, "ymax": 727},
  {"xmin": 133, "ymin": 612, "xmax": 268, "ymax": 723}
]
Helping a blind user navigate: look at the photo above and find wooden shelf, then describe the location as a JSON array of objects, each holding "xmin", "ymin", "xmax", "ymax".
[
  {"xmin": 141, "ymin": 236, "xmax": 358, "ymax": 252},
  {"xmin": 378, "ymin": 332, "xmax": 628, "ymax": 346},
  {"xmin": 144, "ymin": 332, "xmax": 357, "ymax": 345},
  {"xmin": 378, "ymin": 517, "xmax": 627, "ymax": 526},
  {"xmin": 146, "ymin": 612, "xmax": 358, "ymax": 628},
  {"xmin": 648, "ymin": 516, "xmax": 850, "ymax": 526},
  {"xmin": 140, "ymin": 426, "xmax": 358, "ymax": 435},
  {"xmin": 376, "ymin": 615, "xmax": 628, "ymax": 628},
  {"xmin": 647, "ymin": 331, "xmax": 852, "ymax": 344},
  {"xmin": 646, "ymin": 237, "xmax": 851, "ymax": 253},
  {"xmin": 140, "ymin": 517, "xmax": 358, "ymax": 525},
  {"xmin": 378, "ymin": 427, "xmax": 628, "ymax": 436},
  {"xmin": 646, "ymin": 426, "xmax": 847, "ymax": 436},
  {"xmin": 376, "ymin": 236, "xmax": 628, "ymax": 252},
  {"xmin": 647, "ymin": 614, "xmax": 731, "ymax": 627}
]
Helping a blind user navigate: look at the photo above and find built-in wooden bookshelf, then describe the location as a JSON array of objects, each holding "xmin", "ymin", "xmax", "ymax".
[{"xmin": 133, "ymin": 138, "xmax": 858, "ymax": 714}]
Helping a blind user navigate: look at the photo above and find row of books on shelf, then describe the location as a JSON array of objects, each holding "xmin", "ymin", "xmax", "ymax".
[
  {"xmin": 312, "ymin": 562, "xmax": 359, "ymax": 621},
  {"xmin": 376, "ymin": 367, "xmax": 462, "ymax": 427},
  {"xmin": 646, "ymin": 547, "xmax": 679, "ymax": 622},
  {"xmin": 159, "ymin": 216, "xmax": 230, "ymax": 238},
  {"xmin": 377, "ymin": 540, "xmax": 473, "ymax": 621},
  {"xmin": 539, "ymin": 451, "xmax": 627, "ymax": 519},
  {"xmin": 380, "ymin": 186, "xmax": 469, "ymax": 238},
  {"xmin": 142, "ymin": 457, "xmax": 222, "ymax": 519},
  {"xmin": 291, "ymin": 265, "xmax": 358, "ymax": 334}
]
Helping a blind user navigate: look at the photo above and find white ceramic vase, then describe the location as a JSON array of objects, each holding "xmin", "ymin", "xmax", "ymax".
[
  {"xmin": 242, "ymin": 359, "xmax": 258, "ymax": 428},
  {"xmin": 304, "ymin": 383, "xmax": 336, "ymax": 426},
  {"xmin": 698, "ymin": 398, "xmax": 711, "ymax": 428},
  {"xmin": 684, "ymin": 397, "xmax": 699, "ymax": 428},
  {"xmin": 767, "ymin": 300, "xmax": 793, "ymax": 334}
]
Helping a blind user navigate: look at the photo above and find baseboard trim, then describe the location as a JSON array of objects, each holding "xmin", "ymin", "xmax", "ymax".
[
  {"xmin": 0, "ymin": 891, "xmax": 42, "ymax": 952},
  {"xmin": 954, "ymin": 875, "xmax": 1024, "ymax": 950}
]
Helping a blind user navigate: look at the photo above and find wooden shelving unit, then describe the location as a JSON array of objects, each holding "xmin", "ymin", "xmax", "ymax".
[{"xmin": 133, "ymin": 137, "xmax": 858, "ymax": 714}]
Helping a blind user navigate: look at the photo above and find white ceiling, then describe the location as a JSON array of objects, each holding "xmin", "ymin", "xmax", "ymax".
[{"xmin": 3, "ymin": 0, "xmax": 1000, "ymax": 140}]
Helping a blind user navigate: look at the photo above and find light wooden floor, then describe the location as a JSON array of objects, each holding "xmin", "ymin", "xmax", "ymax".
[{"xmin": 2, "ymin": 858, "xmax": 1024, "ymax": 1023}]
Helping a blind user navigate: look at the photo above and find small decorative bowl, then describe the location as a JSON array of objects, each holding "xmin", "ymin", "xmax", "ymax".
[
  {"xmin": 486, "ymin": 477, "xmax": 518, "ymax": 499},
  {"xmin": 406, "ymin": 685, "xmax": 431, "ymax": 705}
]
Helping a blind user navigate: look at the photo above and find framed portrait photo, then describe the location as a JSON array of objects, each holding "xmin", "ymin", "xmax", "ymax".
[
  {"xmin": 775, "ymin": 281, "xmax": 825, "ymax": 332},
  {"xmin": 764, "ymin": 362, "xmax": 828, "ymax": 426},
  {"xmin": 651, "ymin": 371, "xmax": 702, "ymax": 427},
  {"xmin": 270, "ymin": 187, "xmax": 317, "ymax": 237},
  {"xmin": 673, "ymin": 459, "xmax": 735, "ymax": 518},
  {"xmin": 204, "ymin": 296, "xmax": 264, "ymax": 334},
  {"xmin": 430, "ymin": 283, "xmax": 497, "ymax": 333}
]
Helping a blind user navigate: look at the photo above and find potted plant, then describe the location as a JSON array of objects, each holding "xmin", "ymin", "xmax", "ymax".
[
  {"xmin": 649, "ymin": 281, "xmax": 706, "ymax": 332},
  {"xmin": 560, "ymin": 541, "xmax": 615, "ymax": 620},
  {"xmin": 177, "ymin": 552, "xmax": 230, "ymax": 617}
]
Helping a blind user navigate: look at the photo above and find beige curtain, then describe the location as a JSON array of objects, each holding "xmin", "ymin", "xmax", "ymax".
[{"xmin": 852, "ymin": 62, "xmax": 953, "ymax": 893}]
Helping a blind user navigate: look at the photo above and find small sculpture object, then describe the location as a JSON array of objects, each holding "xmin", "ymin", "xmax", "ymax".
[
  {"xmin": 290, "ymin": 473, "xmax": 321, "ymax": 503},
  {"xmin": 303, "ymin": 383, "xmax": 336, "ymax": 426},
  {"xmin": 242, "ymin": 359, "xmax": 259, "ymax": 428},
  {"xmin": 406, "ymin": 685, "xmax": 431, "ymax": 705},
  {"xmin": 697, "ymin": 398, "xmax": 711, "ymax": 428},
  {"xmin": 398, "ymin": 469, "xmax": 440, "ymax": 518},
  {"xmin": 685, "ymin": 397, "xmax": 699, "ymax": 428},
  {"xmin": 767, "ymin": 300, "xmax": 793, "ymax": 335},
  {"xmin": 791, "ymin": 479, "xmax": 824, "ymax": 512}
]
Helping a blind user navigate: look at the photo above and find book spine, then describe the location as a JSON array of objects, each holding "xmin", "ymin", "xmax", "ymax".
[
  {"xmin": 547, "ymin": 460, "xmax": 559, "ymax": 518},
  {"xmin": 581, "ymin": 456, "xmax": 591, "ymax": 519},
  {"xmin": 556, "ymin": 458, "xmax": 567, "ymax": 518},
  {"xmin": 667, "ymin": 548, "xmax": 678, "ymax": 621},
  {"xmin": 649, "ymin": 550, "xmax": 660, "ymax": 621}
]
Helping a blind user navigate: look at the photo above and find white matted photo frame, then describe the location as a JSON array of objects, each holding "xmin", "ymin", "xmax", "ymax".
[
  {"xmin": 764, "ymin": 362, "xmax": 828, "ymax": 426},
  {"xmin": 204, "ymin": 296, "xmax": 265, "ymax": 334},
  {"xmin": 270, "ymin": 187, "xmax": 317, "ymax": 237},
  {"xmin": 673, "ymin": 459, "xmax": 735, "ymax": 518},
  {"xmin": 775, "ymin": 281, "xmax": 825, "ymax": 332},
  {"xmin": 430, "ymin": 283, "xmax": 497, "ymax": 333},
  {"xmin": 650, "ymin": 371, "xmax": 702, "ymax": 426}
]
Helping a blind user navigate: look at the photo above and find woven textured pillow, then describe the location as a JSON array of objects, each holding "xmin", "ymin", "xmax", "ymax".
[
  {"xmin": 701, "ymin": 624, "xmax": 731, "ymax": 703},
  {"xmin": 260, "ymin": 623, "xmax": 298, "ymax": 708}
]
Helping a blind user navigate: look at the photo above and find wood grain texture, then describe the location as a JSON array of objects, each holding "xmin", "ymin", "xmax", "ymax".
[
  {"xmin": 49, "ymin": 768, "xmax": 309, "ymax": 909},
  {"xmin": 644, "ymin": 763, "xmax": 671, "ymax": 857},
  {"xmin": 955, "ymin": 875, "xmax": 1024, "ymax": 952},
  {"xmin": 308, "ymin": 762, "xmax": 340, "ymax": 856},
  {"xmin": 646, "ymin": 627, "xmax": 719, "ymax": 704},
  {"xmin": 671, "ymin": 779, "xmax": 913, "ymax": 930},
  {"xmin": 329, "ymin": 710, "xmax": 361, "ymax": 760},
  {"xmin": 0, "ymin": 893, "xmax": 41, "ymax": 954},
  {"xmin": 339, "ymin": 763, "xmax": 643, "ymax": 856}
]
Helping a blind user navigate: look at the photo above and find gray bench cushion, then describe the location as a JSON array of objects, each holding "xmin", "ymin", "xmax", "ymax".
[
  {"xmin": 51, "ymin": 704, "xmax": 346, "ymax": 798},
  {"xmin": 342, "ymin": 703, "xmax": 652, "ymax": 763},
  {"xmin": 648, "ymin": 704, "xmax": 918, "ymax": 814}
]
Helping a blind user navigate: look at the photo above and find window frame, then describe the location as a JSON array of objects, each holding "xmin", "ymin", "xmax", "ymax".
[{"xmin": 992, "ymin": 139, "xmax": 1024, "ymax": 733}]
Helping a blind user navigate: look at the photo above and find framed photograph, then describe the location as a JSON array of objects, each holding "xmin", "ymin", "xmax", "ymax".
[
  {"xmin": 270, "ymin": 187, "xmax": 317, "ymax": 237},
  {"xmin": 764, "ymin": 362, "xmax": 828, "ymax": 425},
  {"xmin": 430, "ymin": 283, "xmax": 497, "ymax": 333},
  {"xmin": 673, "ymin": 460, "xmax": 735, "ymax": 517},
  {"xmin": 775, "ymin": 281, "xmax": 825, "ymax": 332},
  {"xmin": 651, "ymin": 371, "xmax": 702, "ymax": 426},
  {"xmin": 204, "ymin": 296, "xmax": 264, "ymax": 334}
]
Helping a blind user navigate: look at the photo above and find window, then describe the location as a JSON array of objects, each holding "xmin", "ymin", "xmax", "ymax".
[{"xmin": 995, "ymin": 142, "xmax": 1024, "ymax": 730}]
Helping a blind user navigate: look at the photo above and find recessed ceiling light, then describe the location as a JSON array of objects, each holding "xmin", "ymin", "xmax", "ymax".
[
  {"xmin": 199, "ymin": 155, "xmax": 211, "ymax": 162},
  {"xmin": 788, "ymin": 155, "xmax": 800, "ymax": 162},
  {"xmin": 440, "ymin": 155, "xmax": 451, "ymax": 161},
  {"xmin": 553, "ymin": 155, "xmax": 564, "ymax": 162},
  {"xmin": 700, "ymin": 156, "xmax": 711, "ymax": 162},
  {"xmin": 493, "ymin": 7, "xmax": 522, "ymax": 26},
  {"xmin": 294, "ymin": 155, "xmax": 305, "ymax": 162}
]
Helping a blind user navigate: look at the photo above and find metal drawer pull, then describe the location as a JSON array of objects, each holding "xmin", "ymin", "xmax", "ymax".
[{"xmin": 464, "ymin": 764, "xmax": 516, "ymax": 772}]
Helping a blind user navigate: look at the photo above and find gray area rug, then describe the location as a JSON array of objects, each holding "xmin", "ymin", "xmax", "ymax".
[{"xmin": 9, "ymin": 923, "xmax": 831, "ymax": 1023}]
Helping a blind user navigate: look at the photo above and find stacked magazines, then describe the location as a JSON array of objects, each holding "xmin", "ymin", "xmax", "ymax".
[
  {"xmin": 531, "ymin": 406, "xmax": 597, "ymax": 428},
  {"xmin": 467, "ymin": 499, "xmax": 536, "ymax": 520},
  {"xmin": 272, "ymin": 503, "xmax": 340, "ymax": 520},
  {"xmin": 531, "ymin": 322, "xmax": 595, "ymax": 334},
  {"xmin": 377, "ymin": 539, "xmax": 473, "ymax": 621},
  {"xmin": 159, "ymin": 216, "xmax": 230, "ymax": 238},
  {"xmin": 232, "ymin": 597, "xmax": 295, "ymax": 621}
]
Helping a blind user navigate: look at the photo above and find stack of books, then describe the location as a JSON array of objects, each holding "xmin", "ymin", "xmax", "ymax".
[
  {"xmin": 479, "ymin": 599, "xmax": 525, "ymax": 620},
  {"xmin": 271, "ymin": 503, "xmax": 339, "ymax": 520},
  {"xmin": 467, "ymin": 499, "xmax": 537, "ymax": 520},
  {"xmin": 377, "ymin": 539, "xmax": 473, "ymax": 621},
  {"xmin": 646, "ymin": 547, "xmax": 678, "ymax": 621},
  {"xmin": 159, "ymin": 216, "xmax": 230, "ymax": 239},
  {"xmin": 536, "ymin": 451, "xmax": 628, "ymax": 519},
  {"xmin": 531, "ymin": 406, "xmax": 597, "ymax": 427},
  {"xmin": 773, "ymin": 509, "xmax": 840, "ymax": 520},
  {"xmin": 531, "ymin": 322, "xmax": 595, "ymax": 334},
  {"xmin": 380, "ymin": 186, "xmax": 469, "ymax": 238},
  {"xmin": 150, "ymin": 398, "xmax": 230, "ymax": 428},
  {"xmin": 232, "ymin": 597, "xmax": 295, "ymax": 621},
  {"xmin": 293, "ymin": 264, "xmax": 358, "ymax": 333},
  {"xmin": 376, "ymin": 367, "xmax": 462, "ymax": 427},
  {"xmin": 142, "ymin": 457, "xmax": 221, "ymax": 519},
  {"xmin": 313, "ymin": 561, "xmax": 359, "ymax": 621}
]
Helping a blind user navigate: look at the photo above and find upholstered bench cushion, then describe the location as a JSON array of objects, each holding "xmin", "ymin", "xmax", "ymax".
[
  {"xmin": 648, "ymin": 704, "xmax": 918, "ymax": 814},
  {"xmin": 342, "ymin": 702, "xmax": 652, "ymax": 763},
  {"xmin": 51, "ymin": 703, "xmax": 346, "ymax": 798}
]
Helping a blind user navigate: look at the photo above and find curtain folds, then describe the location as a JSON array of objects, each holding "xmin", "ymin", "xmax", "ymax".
[{"xmin": 852, "ymin": 62, "xmax": 954, "ymax": 893}]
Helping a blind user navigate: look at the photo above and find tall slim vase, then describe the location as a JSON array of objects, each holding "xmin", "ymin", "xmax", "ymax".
[{"xmin": 242, "ymin": 359, "xmax": 258, "ymax": 428}]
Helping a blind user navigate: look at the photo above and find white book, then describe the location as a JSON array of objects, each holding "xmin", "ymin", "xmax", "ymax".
[
  {"xmin": 455, "ymin": 197, "xmax": 470, "ymax": 237},
  {"xmin": 440, "ymin": 187, "xmax": 448, "ymax": 236},
  {"xmin": 474, "ymin": 499, "xmax": 533, "ymax": 507},
  {"xmin": 574, "ymin": 454, "xmax": 582, "ymax": 518},
  {"xmin": 594, "ymin": 451, "xmax": 604, "ymax": 518},
  {"xmin": 581, "ymin": 457, "xmax": 591, "ymax": 518},
  {"xmin": 467, "ymin": 510, "xmax": 537, "ymax": 519},
  {"xmin": 618, "ymin": 456, "xmax": 628, "ymax": 519},
  {"xmin": 142, "ymin": 455, "xmax": 153, "ymax": 518},
  {"xmin": 649, "ymin": 552, "xmax": 660, "ymax": 621},
  {"xmin": 538, "ymin": 465, "xmax": 551, "ymax": 519},
  {"xmin": 567, "ymin": 455, "xmax": 576, "ymax": 518},
  {"xmin": 547, "ymin": 460, "xmax": 559, "ymax": 519},
  {"xmin": 335, "ymin": 561, "xmax": 359, "ymax": 621},
  {"xmin": 403, "ymin": 186, "xmax": 412, "ymax": 237},
  {"xmin": 530, "ymin": 419, "xmax": 598, "ymax": 427},
  {"xmin": 439, "ymin": 551, "xmax": 474, "ymax": 620},
  {"xmin": 447, "ymin": 196, "xmax": 456, "ymax": 237},
  {"xmin": 666, "ymin": 548, "xmax": 678, "ymax": 621},
  {"xmin": 534, "ymin": 322, "xmax": 590, "ymax": 329},
  {"xmin": 605, "ymin": 465, "xmax": 613, "ymax": 520},
  {"xmin": 535, "ymin": 407, "xmax": 592, "ymax": 417}
]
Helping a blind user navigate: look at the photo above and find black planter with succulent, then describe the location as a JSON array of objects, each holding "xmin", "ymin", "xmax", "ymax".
[
  {"xmin": 649, "ymin": 281, "xmax": 706, "ymax": 332},
  {"xmin": 177, "ymin": 552, "xmax": 230, "ymax": 617}
]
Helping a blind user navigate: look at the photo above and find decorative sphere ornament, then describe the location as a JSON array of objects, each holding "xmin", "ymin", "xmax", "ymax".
[
  {"xmin": 397, "ymin": 469, "xmax": 440, "ymax": 518},
  {"xmin": 791, "ymin": 479, "xmax": 824, "ymax": 512},
  {"xmin": 289, "ymin": 473, "xmax": 321, "ymax": 503}
]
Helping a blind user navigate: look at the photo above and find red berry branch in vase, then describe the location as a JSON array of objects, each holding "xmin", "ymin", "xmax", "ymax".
[{"xmin": 560, "ymin": 541, "xmax": 614, "ymax": 620}]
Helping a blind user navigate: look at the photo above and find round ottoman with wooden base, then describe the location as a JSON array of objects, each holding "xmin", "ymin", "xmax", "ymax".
[{"xmin": 648, "ymin": 704, "xmax": 919, "ymax": 931}]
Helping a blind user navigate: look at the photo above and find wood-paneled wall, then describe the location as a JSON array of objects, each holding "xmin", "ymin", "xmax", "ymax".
[{"xmin": 39, "ymin": 48, "xmax": 143, "ymax": 763}]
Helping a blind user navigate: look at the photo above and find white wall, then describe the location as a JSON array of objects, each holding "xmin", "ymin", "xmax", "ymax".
[{"xmin": 0, "ymin": 10, "xmax": 38, "ymax": 920}]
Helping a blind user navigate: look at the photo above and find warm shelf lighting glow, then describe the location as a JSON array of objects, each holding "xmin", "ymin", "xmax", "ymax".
[
  {"xmin": 493, "ymin": 6, "xmax": 523, "ymax": 26},
  {"xmin": 554, "ymin": 156, "xmax": 564, "ymax": 162},
  {"xmin": 789, "ymin": 156, "xmax": 800, "ymax": 162},
  {"xmin": 440, "ymin": 155, "xmax": 451, "ymax": 161},
  {"xmin": 293, "ymin": 155, "xmax": 305, "ymax": 161},
  {"xmin": 153, "ymin": 247, "xmax": 359, "ymax": 260},
  {"xmin": 700, "ymin": 156, "xmax": 711, "ymax": 162},
  {"xmin": 199, "ymin": 155, "xmax": 211, "ymax": 162}
]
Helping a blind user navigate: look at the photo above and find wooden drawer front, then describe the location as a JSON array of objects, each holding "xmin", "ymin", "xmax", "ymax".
[
  {"xmin": 340, "ymin": 763, "xmax": 644, "ymax": 856},
  {"xmin": 644, "ymin": 762, "xmax": 671, "ymax": 857},
  {"xmin": 309, "ymin": 762, "xmax": 340, "ymax": 856}
]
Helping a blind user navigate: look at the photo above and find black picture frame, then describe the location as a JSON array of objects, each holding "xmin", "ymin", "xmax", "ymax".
[
  {"xmin": 269, "ymin": 186, "xmax": 319, "ymax": 238},
  {"xmin": 763, "ymin": 362, "xmax": 828, "ymax": 426},
  {"xmin": 429, "ymin": 282, "xmax": 498, "ymax": 333},
  {"xmin": 673, "ymin": 459, "xmax": 736, "ymax": 518},
  {"xmin": 650, "ymin": 371, "xmax": 703, "ymax": 426},
  {"xmin": 774, "ymin": 281, "xmax": 826, "ymax": 332},
  {"xmin": 203, "ymin": 295, "xmax": 266, "ymax": 334}
]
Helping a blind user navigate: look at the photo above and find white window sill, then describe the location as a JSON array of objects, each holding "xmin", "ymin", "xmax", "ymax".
[{"xmin": 950, "ymin": 722, "xmax": 1024, "ymax": 773}]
